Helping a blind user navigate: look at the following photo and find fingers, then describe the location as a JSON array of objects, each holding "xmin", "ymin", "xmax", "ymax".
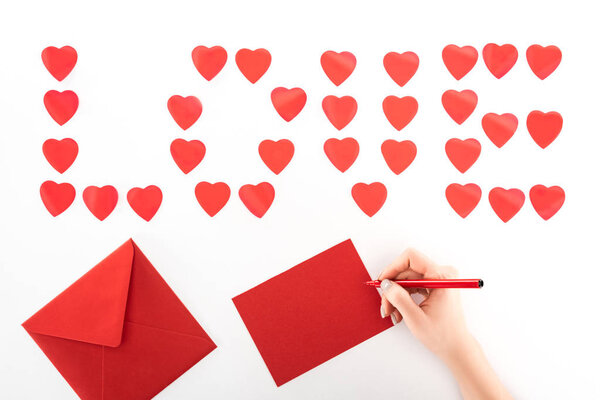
[
  {"xmin": 378, "ymin": 247, "xmax": 440, "ymax": 281},
  {"xmin": 381, "ymin": 295, "xmax": 394, "ymax": 317},
  {"xmin": 379, "ymin": 267, "xmax": 431, "ymax": 318},
  {"xmin": 380, "ymin": 279, "xmax": 426, "ymax": 329},
  {"xmin": 421, "ymin": 266, "xmax": 460, "ymax": 306},
  {"xmin": 381, "ymin": 289, "xmax": 423, "ymax": 317},
  {"xmin": 378, "ymin": 248, "xmax": 458, "ymax": 323},
  {"xmin": 394, "ymin": 269, "xmax": 424, "ymax": 281},
  {"xmin": 380, "ymin": 277, "xmax": 425, "ymax": 318},
  {"xmin": 440, "ymin": 265, "xmax": 459, "ymax": 278}
]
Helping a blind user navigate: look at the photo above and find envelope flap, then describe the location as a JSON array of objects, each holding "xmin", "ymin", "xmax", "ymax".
[
  {"xmin": 124, "ymin": 241, "xmax": 214, "ymax": 339},
  {"xmin": 23, "ymin": 240, "xmax": 134, "ymax": 347}
]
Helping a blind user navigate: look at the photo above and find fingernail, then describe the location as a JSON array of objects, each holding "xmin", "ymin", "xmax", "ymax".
[
  {"xmin": 381, "ymin": 279, "xmax": 392, "ymax": 292},
  {"xmin": 391, "ymin": 313, "xmax": 398, "ymax": 325},
  {"xmin": 380, "ymin": 305, "xmax": 386, "ymax": 318}
]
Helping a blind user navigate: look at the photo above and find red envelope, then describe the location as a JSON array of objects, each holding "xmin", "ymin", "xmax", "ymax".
[
  {"xmin": 233, "ymin": 239, "xmax": 392, "ymax": 386},
  {"xmin": 22, "ymin": 239, "xmax": 216, "ymax": 400}
]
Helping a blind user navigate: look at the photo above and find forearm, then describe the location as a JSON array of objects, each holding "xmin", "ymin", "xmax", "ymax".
[{"xmin": 443, "ymin": 335, "xmax": 513, "ymax": 400}]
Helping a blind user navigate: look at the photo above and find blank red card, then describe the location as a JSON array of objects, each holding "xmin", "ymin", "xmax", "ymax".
[{"xmin": 232, "ymin": 239, "xmax": 392, "ymax": 386}]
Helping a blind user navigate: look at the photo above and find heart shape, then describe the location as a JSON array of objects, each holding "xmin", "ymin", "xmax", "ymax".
[
  {"xmin": 382, "ymin": 96, "xmax": 418, "ymax": 131},
  {"xmin": 383, "ymin": 51, "xmax": 419, "ymax": 86},
  {"xmin": 489, "ymin": 187, "xmax": 525, "ymax": 222},
  {"xmin": 445, "ymin": 183, "xmax": 482, "ymax": 218},
  {"xmin": 191, "ymin": 45, "xmax": 227, "ymax": 81},
  {"xmin": 526, "ymin": 45, "xmax": 561, "ymax": 80},
  {"xmin": 40, "ymin": 181, "xmax": 75, "ymax": 217},
  {"xmin": 239, "ymin": 182, "xmax": 275, "ymax": 218},
  {"xmin": 167, "ymin": 95, "xmax": 202, "ymax": 130},
  {"xmin": 481, "ymin": 113, "xmax": 518, "ymax": 148},
  {"xmin": 195, "ymin": 182, "xmax": 230, "ymax": 217},
  {"xmin": 170, "ymin": 139, "xmax": 206, "ymax": 174},
  {"xmin": 442, "ymin": 90, "xmax": 477, "ymax": 124},
  {"xmin": 442, "ymin": 45, "xmax": 478, "ymax": 80},
  {"xmin": 482, "ymin": 43, "xmax": 518, "ymax": 79},
  {"xmin": 44, "ymin": 90, "xmax": 78, "ymax": 125},
  {"xmin": 259, "ymin": 139, "xmax": 294, "ymax": 174},
  {"xmin": 352, "ymin": 183, "xmax": 387, "ymax": 217},
  {"xmin": 41, "ymin": 46, "xmax": 77, "ymax": 81},
  {"xmin": 83, "ymin": 185, "xmax": 118, "ymax": 221},
  {"xmin": 526, "ymin": 111, "xmax": 563, "ymax": 149},
  {"xmin": 320, "ymin": 51, "xmax": 356, "ymax": 86},
  {"xmin": 445, "ymin": 138, "xmax": 481, "ymax": 173},
  {"xmin": 323, "ymin": 138, "xmax": 359, "ymax": 172},
  {"xmin": 381, "ymin": 139, "xmax": 416, "ymax": 175},
  {"xmin": 322, "ymin": 95, "xmax": 357, "ymax": 130},
  {"xmin": 271, "ymin": 87, "xmax": 307, "ymax": 122},
  {"xmin": 529, "ymin": 185, "xmax": 565, "ymax": 220},
  {"xmin": 127, "ymin": 185, "xmax": 162, "ymax": 221},
  {"xmin": 42, "ymin": 138, "xmax": 78, "ymax": 173},
  {"xmin": 236, "ymin": 48, "xmax": 271, "ymax": 83}
]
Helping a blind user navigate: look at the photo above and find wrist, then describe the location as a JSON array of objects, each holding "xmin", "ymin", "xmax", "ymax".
[
  {"xmin": 439, "ymin": 332, "xmax": 480, "ymax": 369},
  {"xmin": 440, "ymin": 334, "xmax": 513, "ymax": 400}
]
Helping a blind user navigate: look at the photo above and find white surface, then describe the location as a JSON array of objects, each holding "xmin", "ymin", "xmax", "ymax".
[{"xmin": 1, "ymin": 0, "xmax": 599, "ymax": 398}]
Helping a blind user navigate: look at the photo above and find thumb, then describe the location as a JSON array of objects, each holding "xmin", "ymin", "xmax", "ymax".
[{"xmin": 381, "ymin": 279, "xmax": 426, "ymax": 328}]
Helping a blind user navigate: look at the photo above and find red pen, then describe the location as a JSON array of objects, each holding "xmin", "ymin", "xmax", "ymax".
[{"xmin": 365, "ymin": 279, "xmax": 483, "ymax": 289}]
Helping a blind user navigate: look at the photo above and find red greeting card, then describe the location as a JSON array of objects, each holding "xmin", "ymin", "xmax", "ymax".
[{"xmin": 232, "ymin": 239, "xmax": 392, "ymax": 386}]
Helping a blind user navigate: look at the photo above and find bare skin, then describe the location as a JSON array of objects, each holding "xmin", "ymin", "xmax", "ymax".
[{"xmin": 379, "ymin": 248, "xmax": 513, "ymax": 400}]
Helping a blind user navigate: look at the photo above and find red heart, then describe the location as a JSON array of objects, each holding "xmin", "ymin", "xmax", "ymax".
[
  {"xmin": 526, "ymin": 45, "xmax": 561, "ymax": 80},
  {"xmin": 445, "ymin": 183, "xmax": 482, "ymax": 218},
  {"xmin": 259, "ymin": 139, "xmax": 294, "ymax": 174},
  {"xmin": 323, "ymin": 138, "xmax": 359, "ymax": 172},
  {"xmin": 191, "ymin": 45, "xmax": 227, "ymax": 81},
  {"xmin": 383, "ymin": 51, "xmax": 419, "ymax": 87},
  {"xmin": 41, "ymin": 46, "xmax": 77, "ymax": 81},
  {"xmin": 170, "ymin": 139, "xmax": 206, "ymax": 174},
  {"xmin": 445, "ymin": 138, "xmax": 481, "ymax": 173},
  {"xmin": 489, "ymin": 187, "xmax": 525, "ymax": 222},
  {"xmin": 127, "ymin": 185, "xmax": 162, "ymax": 221},
  {"xmin": 481, "ymin": 113, "xmax": 518, "ymax": 148},
  {"xmin": 381, "ymin": 140, "xmax": 416, "ymax": 175},
  {"xmin": 526, "ymin": 111, "xmax": 563, "ymax": 149},
  {"xmin": 44, "ymin": 90, "xmax": 78, "ymax": 125},
  {"xmin": 482, "ymin": 44, "xmax": 518, "ymax": 79},
  {"xmin": 442, "ymin": 45, "xmax": 478, "ymax": 80},
  {"xmin": 236, "ymin": 48, "xmax": 271, "ymax": 83},
  {"xmin": 382, "ymin": 96, "xmax": 418, "ymax": 131},
  {"xmin": 40, "ymin": 181, "xmax": 75, "ymax": 217},
  {"xmin": 442, "ymin": 90, "xmax": 477, "ymax": 124},
  {"xmin": 529, "ymin": 185, "xmax": 565, "ymax": 220},
  {"xmin": 320, "ymin": 51, "xmax": 356, "ymax": 86},
  {"xmin": 271, "ymin": 87, "xmax": 307, "ymax": 122},
  {"xmin": 83, "ymin": 185, "xmax": 118, "ymax": 221},
  {"xmin": 352, "ymin": 183, "xmax": 387, "ymax": 217},
  {"xmin": 239, "ymin": 182, "xmax": 275, "ymax": 218},
  {"xmin": 195, "ymin": 182, "xmax": 231, "ymax": 217},
  {"xmin": 42, "ymin": 138, "xmax": 78, "ymax": 173},
  {"xmin": 167, "ymin": 95, "xmax": 202, "ymax": 130},
  {"xmin": 322, "ymin": 95, "xmax": 357, "ymax": 130}
]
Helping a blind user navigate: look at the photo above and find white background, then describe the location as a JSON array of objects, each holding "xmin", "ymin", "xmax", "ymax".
[{"xmin": 1, "ymin": 0, "xmax": 599, "ymax": 398}]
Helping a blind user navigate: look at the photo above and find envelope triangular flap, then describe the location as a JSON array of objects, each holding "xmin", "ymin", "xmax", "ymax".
[
  {"xmin": 23, "ymin": 240, "xmax": 133, "ymax": 347},
  {"xmin": 125, "ymin": 241, "xmax": 213, "ymax": 339}
]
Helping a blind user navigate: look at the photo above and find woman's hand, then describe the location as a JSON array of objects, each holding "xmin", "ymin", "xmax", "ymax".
[
  {"xmin": 378, "ymin": 248, "xmax": 469, "ymax": 362},
  {"xmin": 379, "ymin": 248, "xmax": 513, "ymax": 400}
]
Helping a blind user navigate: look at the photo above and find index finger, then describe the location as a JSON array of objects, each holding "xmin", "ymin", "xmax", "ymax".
[{"xmin": 378, "ymin": 247, "xmax": 441, "ymax": 280}]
